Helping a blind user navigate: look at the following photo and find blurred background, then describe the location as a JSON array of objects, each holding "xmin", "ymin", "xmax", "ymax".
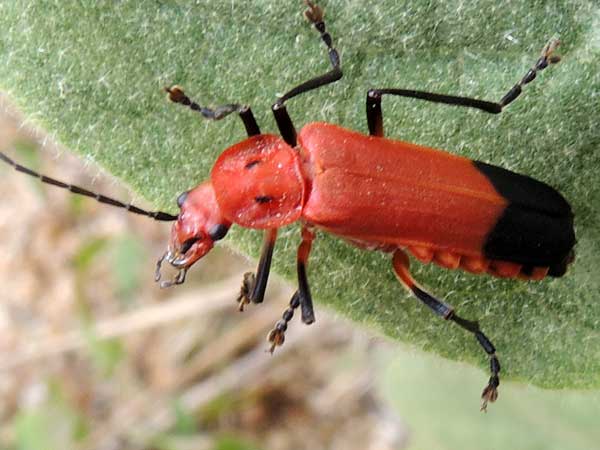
[{"xmin": 1, "ymin": 97, "xmax": 599, "ymax": 450}]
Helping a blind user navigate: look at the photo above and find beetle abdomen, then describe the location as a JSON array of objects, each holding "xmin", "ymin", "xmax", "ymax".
[{"xmin": 408, "ymin": 245, "xmax": 552, "ymax": 280}]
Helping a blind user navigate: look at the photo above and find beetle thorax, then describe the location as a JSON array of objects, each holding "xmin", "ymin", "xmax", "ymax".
[{"xmin": 211, "ymin": 134, "xmax": 306, "ymax": 229}]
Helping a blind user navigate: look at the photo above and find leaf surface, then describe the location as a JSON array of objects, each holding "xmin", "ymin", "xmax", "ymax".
[{"xmin": 1, "ymin": 0, "xmax": 598, "ymax": 388}]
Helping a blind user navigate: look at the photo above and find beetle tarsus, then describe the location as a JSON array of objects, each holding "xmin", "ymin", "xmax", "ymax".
[
  {"xmin": 159, "ymin": 267, "xmax": 187, "ymax": 289},
  {"xmin": 155, "ymin": 252, "xmax": 167, "ymax": 282},
  {"xmin": 164, "ymin": 85, "xmax": 188, "ymax": 104},
  {"xmin": 237, "ymin": 272, "xmax": 255, "ymax": 311},
  {"xmin": 481, "ymin": 373, "xmax": 500, "ymax": 412},
  {"xmin": 499, "ymin": 38, "xmax": 561, "ymax": 108},
  {"xmin": 304, "ymin": 0, "xmax": 324, "ymax": 24},
  {"xmin": 267, "ymin": 326, "xmax": 286, "ymax": 353},
  {"xmin": 266, "ymin": 291, "xmax": 301, "ymax": 353},
  {"xmin": 451, "ymin": 317, "xmax": 501, "ymax": 411},
  {"xmin": 541, "ymin": 38, "xmax": 561, "ymax": 65}
]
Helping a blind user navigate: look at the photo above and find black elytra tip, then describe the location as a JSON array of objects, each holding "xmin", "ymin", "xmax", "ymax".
[{"xmin": 473, "ymin": 160, "xmax": 575, "ymax": 271}]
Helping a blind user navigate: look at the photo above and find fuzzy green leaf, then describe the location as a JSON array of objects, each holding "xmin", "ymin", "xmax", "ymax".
[{"xmin": 1, "ymin": 1, "xmax": 598, "ymax": 389}]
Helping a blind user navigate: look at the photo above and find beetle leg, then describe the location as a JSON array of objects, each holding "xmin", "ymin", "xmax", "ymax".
[
  {"xmin": 164, "ymin": 85, "xmax": 260, "ymax": 137},
  {"xmin": 366, "ymin": 38, "xmax": 561, "ymax": 136},
  {"xmin": 272, "ymin": 1, "xmax": 343, "ymax": 146},
  {"xmin": 238, "ymin": 228, "xmax": 278, "ymax": 310},
  {"xmin": 158, "ymin": 267, "xmax": 188, "ymax": 289},
  {"xmin": 392, "ymin": 249, "xmax": 501, "ymax": 411},
  {"xmin": 236, "ymin": 272, "xmax": 255, "ymax": 312},
  {"xmin": 297, "ymin": 226, "xmax": 316, "ymax": 324},
  {"xmin": 267, "ymin": 226, "xmax": 316, "ymax": 352},
  {"xmin": 267, "ymin": 290, "xmax": 301, "ymax": 353}
]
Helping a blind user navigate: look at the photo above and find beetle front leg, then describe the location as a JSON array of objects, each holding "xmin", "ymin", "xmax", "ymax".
[
  {"xmin": 392, "ymin": 249, "xmax": 501, "ymax": 411},
  {"xmin": 267, "ymin": 226, "xmax": 316, "ymax": 352},
  {"xmin": 164, "ymin": 85, "xmax": 261, "ymax": 137},
  {"xmin": 237, "ymin": 228, "xmax": 278, "ymax": 310}
]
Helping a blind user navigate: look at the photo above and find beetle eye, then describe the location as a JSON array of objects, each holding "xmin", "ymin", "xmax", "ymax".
[
  {"xmin": 208, "ymin": 224, "xmax": 229, "ymax": 241},
  {"xmin": 177, "ymin": 191, "xmax": 189, "ymax": 208},
  {"xmin": 180, "ymin": 237, "xmax": 199, "ymax": 254}
]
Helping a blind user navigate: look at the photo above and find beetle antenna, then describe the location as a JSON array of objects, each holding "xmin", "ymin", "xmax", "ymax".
[{"xmin": 0, "ymin": 150, "xmax": 178, "ymax": 221}]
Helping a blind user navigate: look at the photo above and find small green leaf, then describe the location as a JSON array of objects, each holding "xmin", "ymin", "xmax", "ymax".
[
  {"xmin": 214, "ymin": 436, "xmax": 262, "ymax": 450},
  {"xmin": 13, "ymin": 380, "xmax": 88, "ymax": 450},
  {"xmin": 81, "ymin": 327, "xmax": 125, "ymax": 377},
  {"xmin": 72, "ymin": 236, "xmax": 126, "ymax": 375},
  {"xmin": 172, "ymin": 399, "xmax": 197, "ymax": 435},
  {"xmin": 1, "ymin": 1, "xmax": 598, "ymax": 389},
  {"xmin": 72, "ymin": 237, "xmax": 109, "ymax": 273}
]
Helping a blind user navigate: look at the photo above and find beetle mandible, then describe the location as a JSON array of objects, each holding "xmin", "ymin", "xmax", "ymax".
[{"xmin": 0, "ymin": 1, "xmax": 575, "ymax": 411}]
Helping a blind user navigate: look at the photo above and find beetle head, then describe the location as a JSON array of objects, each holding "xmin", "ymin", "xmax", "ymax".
[{"xmin": 155, "ymin": 182, "xmax": 231, "ymax": 288}]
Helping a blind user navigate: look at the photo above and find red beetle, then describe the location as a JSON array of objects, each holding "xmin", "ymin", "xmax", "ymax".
[{"xmin": 1, "ymin": 1, "xmax": 574, "ymax": 411}]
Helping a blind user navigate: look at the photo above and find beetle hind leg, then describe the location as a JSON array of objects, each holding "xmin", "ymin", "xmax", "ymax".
[
  {"xmin": 366, "ymin": 38, "xmax": 561, "ymax": 137},
  {"xmin": 392, "ymin": 249, "xmax": 501, "ymax": 411}
]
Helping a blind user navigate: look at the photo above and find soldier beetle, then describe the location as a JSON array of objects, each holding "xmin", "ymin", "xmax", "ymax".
[{"xmin": 0, "ymin": 1, "xmax": 575, "ymax": 411}]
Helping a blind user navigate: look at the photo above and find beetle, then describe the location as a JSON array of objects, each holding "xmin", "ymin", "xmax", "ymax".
[{"xmin": 0, "ymin": 1, "xmax": 575, "ymax": 411}]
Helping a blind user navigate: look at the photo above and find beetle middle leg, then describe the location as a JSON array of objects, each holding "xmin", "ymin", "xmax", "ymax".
[
  {"xmin": 267, "ymin": 226, "xmax": 316, "ymax": 352},
  {"xmin": 272, "ymin": 1, "xmax": 343, "ymax": 147},
  {"xmin": 392, "ymin": 249, "xmax": 500, "ymax": 411},
  {"xmin": 366, "ymin": 38, "xmax": 561, "ymax": 136}
]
